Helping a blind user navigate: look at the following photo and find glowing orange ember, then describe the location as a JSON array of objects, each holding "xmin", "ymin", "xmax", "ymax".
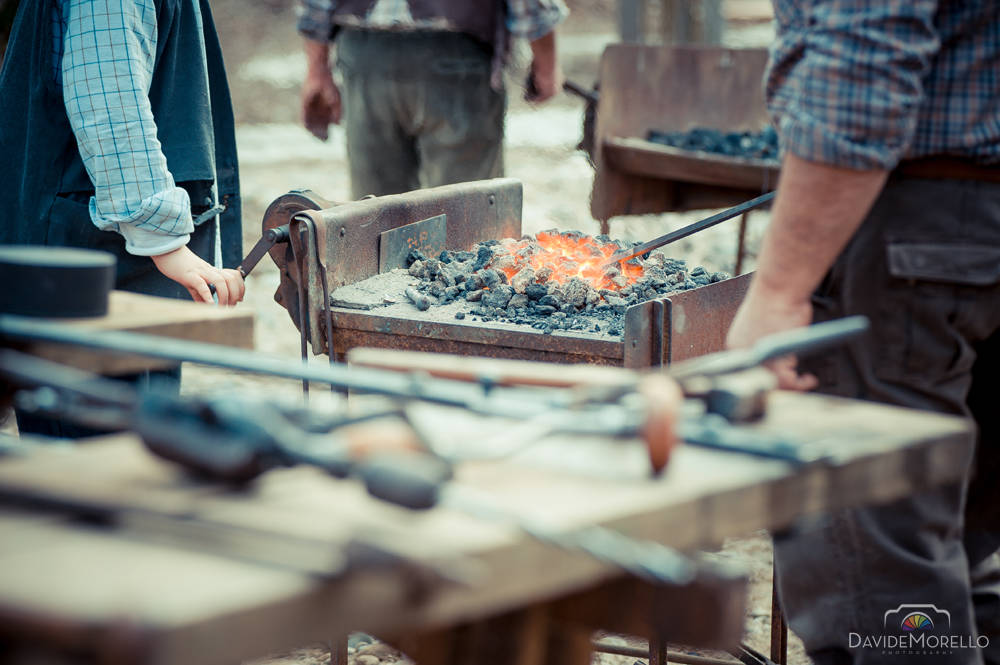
[{"xmin": 491, "ymin": 231, "xmax": 644, "ymax": 292}]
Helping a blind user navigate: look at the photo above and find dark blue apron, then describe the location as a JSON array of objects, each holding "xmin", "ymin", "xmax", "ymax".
[
  {"xmin": 0, "ymin": 0, "xmax": 242, "ymax": 298},
  {"xmin": 0, "ymin": 0, "xmax": 243, "ymax": 437}
]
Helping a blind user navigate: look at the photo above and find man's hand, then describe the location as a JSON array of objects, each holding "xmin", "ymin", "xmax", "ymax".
[
  {"xmin": 727, "ymin": 289, "xmax": 818, "ymax": 391},
  {"xmin": 151, "ymin": 246, "xmax": 245, "ymax": 306},
  {"xmin": 302, "ymin": 39, "xmax": 341, "ymax": 140},
  {"xmin": 725, "ymin": 153, "xmax": 889, "ymax": 390},
  {"xmin": 526, "ymin": 31, "xmax": 563, "ymax": 103}
]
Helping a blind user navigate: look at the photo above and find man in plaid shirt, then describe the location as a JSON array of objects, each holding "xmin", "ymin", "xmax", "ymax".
[
  {"xmin": 297, "ymin": 0, "xmax": 567, "ymax": 198},
  {"xmin": 728, "ymin": 2, "xmax": 1000, "ymax": 663}
]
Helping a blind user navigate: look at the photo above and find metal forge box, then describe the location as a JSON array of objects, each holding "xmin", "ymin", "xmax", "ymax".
[{"xmin": 261, "ymin": 179, "xmax": 749, "ymax": 370}]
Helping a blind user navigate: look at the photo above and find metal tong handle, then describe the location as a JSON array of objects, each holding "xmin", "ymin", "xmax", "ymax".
[
  {"xmin": 237, "ymin": 224, "xmax": 290, "ymax": 278},
  {"xmin": 602, "ymin": 191, "xmax": 776, "ymax": 268},
  {"xmin": 670, "ymin": 315, "xmax": 870, "ymax": 381}
]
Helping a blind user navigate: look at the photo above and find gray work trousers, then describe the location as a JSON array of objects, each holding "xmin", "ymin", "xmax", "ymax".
[
  {"xmin": 336, "ymin": 28, "xmax": 505, "ymax": 199},
  {"xmin": 779, "ymin": 174, "xmax": 1000, "ymax": 664}
]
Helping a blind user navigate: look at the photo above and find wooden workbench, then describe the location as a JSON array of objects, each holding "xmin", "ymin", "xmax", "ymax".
[
  {"xmin": 0, "ymin": 393, "xmax": 971, "ymax": 665},
  {"xmin": 15, "ymin": 290, "xmax": 255, "ymax": 375}
]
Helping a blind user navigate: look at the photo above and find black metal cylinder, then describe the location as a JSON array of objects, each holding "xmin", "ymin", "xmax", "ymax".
[{"xmin": 0, "ymin": 246, "xmax": 116, "ymax": 318}]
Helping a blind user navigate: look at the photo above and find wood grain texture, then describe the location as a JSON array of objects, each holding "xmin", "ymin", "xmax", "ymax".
[
  {"xmin": 591, "ymin": 44, "xmax": 774, "ymax": 221},
  {"xmin": 20, "ymin": 291, "xmax": 255, "ymax": 375},
  {"xmin": 603, "ymin": 138, "xmax": 780, "ymax": 191},
  {"xmin": 0, "ymin": 392, "xmax": 972, "ymax": 665}
]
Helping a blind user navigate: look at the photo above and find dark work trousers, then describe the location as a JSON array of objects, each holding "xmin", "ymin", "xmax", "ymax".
[
  {"xmin": 776, "ymin": 174, "xmax": 1000, "ymax": 664},
  {"xmin": 336, "ymin": 28, "xmax": 505, "ymax": 198}
]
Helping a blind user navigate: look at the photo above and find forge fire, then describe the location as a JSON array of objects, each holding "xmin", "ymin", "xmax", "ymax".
[{"xmin": 406, "ymin": 230, "xmax": 729, "ymax": 336}]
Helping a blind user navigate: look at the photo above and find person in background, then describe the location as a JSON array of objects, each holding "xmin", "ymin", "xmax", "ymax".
[
  {"xmin": 298, "ymin": 0, "xmax": 568, "ymax": 198},
  {"xmin": 728, "ymin": 2, "xmax": 1000, "ymax": 663},
  {"xmin": 0, "ymin": 0, "xmax": 246, "ymax": 437}
]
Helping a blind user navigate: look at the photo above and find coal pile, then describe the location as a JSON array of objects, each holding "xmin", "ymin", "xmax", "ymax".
[
  {"xmin": 405, "ymin": 230, "xmax": 729, "ymax": 337},
  {"xmin": 646, "ymin": 126, "xmax": 779, "ymax": 161}
]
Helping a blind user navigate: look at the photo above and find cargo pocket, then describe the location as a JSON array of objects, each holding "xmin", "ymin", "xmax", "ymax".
[
  {"xmin": 880, "ymin": 242, "xmax": 1000, "ymax": 383},
  {"xmin": 888, "ymin": 243, "xmax": 1000, "ymax": 286}
]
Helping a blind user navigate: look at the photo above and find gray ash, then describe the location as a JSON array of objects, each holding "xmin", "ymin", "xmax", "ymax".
[{"xmin": 404, "ymin": 230, "xmax": 728, "ymax": 337}]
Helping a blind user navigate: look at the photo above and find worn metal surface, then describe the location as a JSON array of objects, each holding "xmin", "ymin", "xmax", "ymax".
[
  {"xmin": 259, "ymin": 190, "xmax": 334, "ymax": 334},
  {"xmin": 591, "ymin": 45, "xmax": 774, "ymax": 223},
  {"xmin": 329, "ymin": 308, "xmax": 623, "ymax": 365},
  {"xmin": 259, "ymin": 178, "xmax": 747, "ymax": 366},
  {"xmin": 623, "ymin": 299, "xmax": 666, "ymax": 369},
  {"xmin": 324, "ymin": 274, "xmax": 749, "ymax": 368},
  {"xmin": 263, "ymin": 179, "xmax": 522, "ymax": 355},
  {"xmin": 238, "ymin": 224, "xmax": 290, "ymax": 278},
  {"xmin": 379, "ymin": 214, "xmax": 447, "ymax": 273},
  {"xmin": 664, "ymin": 273, "xmax": 752, "ymax": 363},
  {"xmin": 305, "ymin": 178, "xmax": 521, "ymax": 290}
]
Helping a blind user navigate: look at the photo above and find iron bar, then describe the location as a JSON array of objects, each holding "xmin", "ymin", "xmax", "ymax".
[
  {"xmin": 591, "ymin": 639, "xmax": 740, "ymax": 665},
  {"xmin": 604, "ymin": 192, "xmax": 775, "ymax": 268},
  {"xmin": 0, "ymin": 316, "xmax": 575, "ymax": 418},
  {"xmin": 669, "ymin": 316, "xmax": 869, "ymax": 382}
]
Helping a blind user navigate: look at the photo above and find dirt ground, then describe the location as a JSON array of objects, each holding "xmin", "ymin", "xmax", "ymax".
[{"xmin": 36, "ymin": 1, "xmax": 809, "ymax": 663}]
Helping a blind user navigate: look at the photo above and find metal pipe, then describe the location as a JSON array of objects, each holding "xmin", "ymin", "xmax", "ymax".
[
  {"xmin": 0, "ymin": 316, "xmax": 572, "ymax": 418},
  {"xmin": 669, "ymin": 316, "xmax": 869, "ymax": 382},
  {"xmin": 591, "ymin": 639, "xmax": 739, "ymax": 665},
  {"xmin": 603, "ymin": 192, "xmax": 775, "ymax": 268}
]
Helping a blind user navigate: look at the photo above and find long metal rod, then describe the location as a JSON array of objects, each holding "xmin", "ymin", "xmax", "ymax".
[
  {"xmin": 0, "ymin": 316, "xmax": 570, "ymax": 418},
  {"xmin": 604, "ymin": 191, "xmax": 775, "ymax": 268},
  {"xmin": 669, "ymin": 315, "xmax": 869, "ymax": 381},
  {"xmin": 591, "ymin": 639, "xmax": 739, "ymax": 665}
]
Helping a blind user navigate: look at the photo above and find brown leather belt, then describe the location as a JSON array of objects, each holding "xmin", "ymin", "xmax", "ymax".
[{"xmin": 895, "ymin": 156, "xmax": 1000, "ymax": 184}]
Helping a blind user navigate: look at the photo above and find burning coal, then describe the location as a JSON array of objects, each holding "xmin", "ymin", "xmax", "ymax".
[
  {"xmin": 491, "ymin": 230, "xmax": 645, "ymax": 292},
  {"xmin": 407, "ymin": 230, "xmax": 729, "ymax": 336}
]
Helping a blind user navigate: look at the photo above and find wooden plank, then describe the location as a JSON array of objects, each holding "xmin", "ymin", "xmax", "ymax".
[
  {"xmin": 603, "ymin": 137, "xmax": 779, "ymax": 190},
  {"xmin": 20, "ymin": 291, "xmax": 255, "ymax": 375},
  {"xmin": 724, "ymin": 0, "xmax": 773, "ymax": 23},
  {"xmin": 347, "ymin": 347, "xmax": 638, "ymax": 388},
  {"xmin": 591, "ymin": 44, "xmax": 772, "ymax": 221},
  {"xmin": 0, "ymin": 392, "xmax": 973, "ymax": 665}
]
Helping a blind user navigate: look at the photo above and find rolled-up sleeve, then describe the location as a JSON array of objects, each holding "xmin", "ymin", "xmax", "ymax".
[
  {"xmin": 62, "ymin": 0, "xmax": 191, "ymax": 256},
  {"xmin": 506, "ymin": 0, "xmax": 568, "ymax": 41},
  {"xmin": 766, "ymin": 0, "xmax": 941, "ymax": 170},
  {"xmin": 297, "ymin": 0, "xmax": 337, "ymax": 42}
]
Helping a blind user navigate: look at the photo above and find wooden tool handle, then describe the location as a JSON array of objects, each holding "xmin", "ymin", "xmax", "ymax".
[
  {"xmin": 638, "ymin": 374, "xmax": 684, "ymax": 475},
  {"xmin": 348, "ymin": 348, "xmax": 637, "ymax": 390}
]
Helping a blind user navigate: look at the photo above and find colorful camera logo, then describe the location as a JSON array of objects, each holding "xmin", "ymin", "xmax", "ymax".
[{"xmin": 883, "ymin": 604, "xmax": 951, "ymax": 632}]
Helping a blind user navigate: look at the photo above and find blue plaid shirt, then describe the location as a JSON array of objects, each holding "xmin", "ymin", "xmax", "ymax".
[
  {"xmin": 298, "ymin": 0, "xmax": 568, "ymax": 43},
  {"xmin": 767, "ymin": 1, "xmax": 1000, "ymax": 170},
  {"xmin": 55, "ymin": 0, "xmax": 194, "ymax": 256}
]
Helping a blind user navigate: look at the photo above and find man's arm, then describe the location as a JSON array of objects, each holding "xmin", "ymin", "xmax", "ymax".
[
  {"xmin": 526, "ymin": 30, "xmax": 561, "ymax": 102},
  {"xmin": 726, "ymin": 154, "xmax": 887, "ymax": 388},
  {"xmin": 301, "ymin": 38, "xmax": 341, "ymax": 140},
  {"xmin": 61, "ymin": 0, "xmax": 243, "ymax": 304},
  {"xmin": 507, "ymin": 0, "xmax": 568, "ymax": 103},
  {"xmin": 727, "ymin": 0, "xmax": 940, "ymax": 385},
  {"xmin": 298, "ymin": 0, "xmax": 340, "ymax": 140}
]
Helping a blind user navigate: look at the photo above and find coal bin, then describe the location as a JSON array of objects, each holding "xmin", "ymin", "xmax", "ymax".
[
  {"xmin": 646, "ymin": 126, "xmax": 779, "ymax": 162},
  {"xmin": 405, "ymin": 230, "xmax": 729, "ymax": 338}
]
